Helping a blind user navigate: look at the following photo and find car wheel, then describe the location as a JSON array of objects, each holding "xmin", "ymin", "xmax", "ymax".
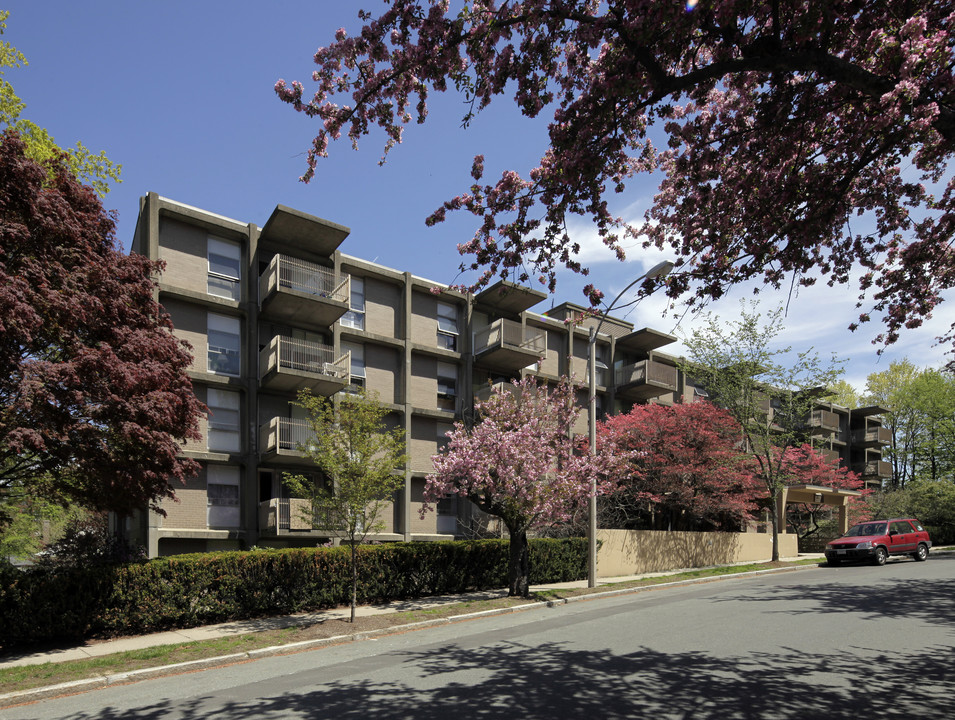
[
  {"xmin": 827, "ymin": 558, "xmax": 841, "ymax": 567},
  {"xmin": 913, "ymin": 543, "xmax": 929, "ymax": 562},
  {"xmin": 872, "ymin": 547, "xmax": 888, "ymax": 566}
]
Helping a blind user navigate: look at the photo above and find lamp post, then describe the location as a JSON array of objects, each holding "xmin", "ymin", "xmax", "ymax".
[{"xmin": 588, "ymin": 260, "xmax": 674, "ymax": 587}]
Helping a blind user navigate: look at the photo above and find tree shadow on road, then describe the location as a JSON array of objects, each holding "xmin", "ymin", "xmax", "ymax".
[
  {"xmin": 724, "ymin": 555, "xmax": 955, "ymax": 627},
  {"xmin": 61, "ymin": 633, "xmax": 952, "ymax": 720}
]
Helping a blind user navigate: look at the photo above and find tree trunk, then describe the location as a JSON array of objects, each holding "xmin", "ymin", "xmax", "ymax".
[
  {"xmin": 768, "ymin": 496, "xmax": 780, "ymax": 562},
  {"xmin": 507, "ymin": 527, "xmax": 530, "ymax": 597},
  {"xmin": 350, "ymin": 539, "xmax": 357, "ymax": 623}
]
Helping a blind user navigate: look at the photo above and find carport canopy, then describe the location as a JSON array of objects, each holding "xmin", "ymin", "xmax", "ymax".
[{"xmin": 776, "ymin": 484, "xmax": 863, "ymax": 536}]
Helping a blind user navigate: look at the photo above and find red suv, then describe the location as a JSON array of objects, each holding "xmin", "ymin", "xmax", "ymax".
[{"xmin": 825, "ymin": 519, "xmax": 932, "ymax": 566}]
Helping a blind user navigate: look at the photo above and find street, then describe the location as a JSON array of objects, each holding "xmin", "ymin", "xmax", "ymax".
[{"xmin": 5, "ymin": 556, "xmax": 954, "ymax": 719}]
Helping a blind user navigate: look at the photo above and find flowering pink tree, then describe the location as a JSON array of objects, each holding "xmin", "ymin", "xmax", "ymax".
[
  {"xmin": 426, "ymin": 376, "xmax": 614, "ymax": 596},
  {"xmin": 278, "ymin": 1, "xmax": 955, "ymax": 359}
]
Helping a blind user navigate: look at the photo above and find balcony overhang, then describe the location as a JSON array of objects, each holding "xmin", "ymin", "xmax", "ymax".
[
  {"xmin": 615, "ymin": 327, "xmax": 677, "ymax": 353},
  {"xmin": 616, "ymin": 380, "xmax": 678, "ymax": 402},
  {"xmin": 853, "ymin": 405, "xmax": 889, "ymax": 417},
  {"xmin": 259, "ymin": 365, "xmax": 348, "ymax": 395},
  {"xmin": 260, "ymin": 205, "xmax": 350, "ymax": 257},
  {"xmin": 260, "ymin": 288, "xmax": 348, "ymax": 329},
  {"xmin": 474, "ymin": 343, "xmax": 542, "ymax": 372},
  {"xmin": 475, "ymin": 280, "xmax": 546, "ymax": 314}
]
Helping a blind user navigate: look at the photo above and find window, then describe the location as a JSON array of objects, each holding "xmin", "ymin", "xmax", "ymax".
[
  {"xmin": 208, "ymin": 313, "xmax": 241, "ymax": 376},
  {"xmin": 436, "ymin": 495, "xmax": 458, "ymax": 535},
  {"xmin": 437, "ymin": 302, "xmax": 458, "ymax": 351},
  {"xmin": 437, "ymin": 422, "xmax": 454, "ymax": 453},
  {"xmin": 341, "ymin": 277, "xmax": 365, "ymax": 330},
  {"xmin": 207, "ymin": 388, "xmax": 241, "ymax": 452},
  {"xmin": 343, "ymin": 341, "xmax": 365, "ymax": 391},
  {"xmin": 437, "ymin": 362, "xmax": 457, "ymax": 411},
  {"xmin": 594, "ymin": 344, "xmax": 609, "ymax": 386},
  {"xmin": 207, "ymin": 465, "xmax": 240, "ymax": 527},
  {"xmin": 207, "ymin": 237, "xmax": 241, "ymax": 301}
]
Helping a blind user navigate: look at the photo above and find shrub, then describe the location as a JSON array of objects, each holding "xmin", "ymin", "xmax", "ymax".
[{"xmin": 0, "ymin": 538, "xmax": 586, "ymax": 648}]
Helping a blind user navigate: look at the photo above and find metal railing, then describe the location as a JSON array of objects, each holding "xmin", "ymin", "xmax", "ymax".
[
  {"xmin": 258, "ymin": 498, "xmax": 339, "ymax": 533},
  {"xmin": 259, "ymin": 254, "xmax": 349, "ymax": 304},
  {"xmin": 473, "ymin": 318, "xmax": 546, "ymax": 355},
  {"xmin": 259, "ymin": 417, "xmax": 313, "ymax": 453},
  {"xmin": 259, "ymin": 336, "xmax": 349, "ymax": 378}
]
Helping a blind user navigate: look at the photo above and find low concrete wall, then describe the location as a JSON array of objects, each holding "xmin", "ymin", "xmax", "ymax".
[{"xmin": 596, "ymin": 529, "xmax": 800, "ymax": 577}]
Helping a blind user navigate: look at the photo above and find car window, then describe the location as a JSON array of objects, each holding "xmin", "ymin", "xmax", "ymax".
[
  {"xmin": 848, "ymin": 522, "xmax": 887, "ymax": 536},
  {"xmin": 911, "ymin": 521, "xmax": 924, "ymax": 531}
]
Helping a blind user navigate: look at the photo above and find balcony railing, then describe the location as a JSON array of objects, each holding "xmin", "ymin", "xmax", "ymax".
[
  {"xmin": 853, "ymin": 460, "xmax": 892, "ymax": 478},
  {"xmin": 258, "ymin": 255, "xmax": 349, "ymax": 327},
  {"xmin": 809, "ymin": 409, "xmax": 841, "ymax": 432},
  {"xmin": 259, "ymin": 336, "xmax": 349, "ymax": 394},
  {"xmin": 260, "ymin": 336, "xmax": 348, "ymax": 375},
  {"xmin": 615, "ymin": 359, "xmax": 678, "ymax": 389},
  {"xmin": 258, "ymin": 498, "xmax": 337, "ymax": 534},
  {"xmin": 851, "ymin": 427, "xmax": 892, "ymax": 445},
  {"xmin": 259, "ymin": 254, "xmax": 349, "ymax": 303},
  {"xmin": 473, "ymin": 319, "xmax": 546, "ymax": 369},
  {"xmin": 259, "ymin": 417, "xmax": 313, "ymax": 455}
]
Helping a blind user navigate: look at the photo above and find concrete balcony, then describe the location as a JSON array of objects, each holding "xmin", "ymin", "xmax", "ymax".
[
  {"xmin": 474, "ymin": 380, "xmax": 522, "ymax": 405},
  {"xmin": 258, "ymin": 417, "xmax": 314, "ymax": 465},
  {"xmin": 259, "ymin": 255, "xmax": 349, "ymax": 329},
  {"xmin": 809, "ymin": 409, "xmax": 842, "ymax": 434},
  {"xmin": 851, "ymin": 427, "xmax": 892, "ymax": 447},
  {"xmin": 258, "ymin": 498, "xmax": 336, "ymax": 536},
  {"xmin": 615, "ymin": 359, "xmax": 678, "ymax": 401},
  {"xmin": 259, "ymin": 336, "xmax": 349, "ymax": 395},
  {"xmin": 473, "ymin": 319, "xmax": 545, "ymax": 371},
  {"xmin": 853, "ymin": 460, "xmax": 892, "ymax": 478}
]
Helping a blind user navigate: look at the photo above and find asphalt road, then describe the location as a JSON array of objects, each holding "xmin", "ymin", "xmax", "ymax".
[{"xmin": 5, "ymin": 555, "xmax": 954, "ymax": 720}]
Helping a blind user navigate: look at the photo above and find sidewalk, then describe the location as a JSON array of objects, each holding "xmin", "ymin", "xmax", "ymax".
[{"xmin": 0, "ymin": 555, "xmax": 824, "ymax": 670}]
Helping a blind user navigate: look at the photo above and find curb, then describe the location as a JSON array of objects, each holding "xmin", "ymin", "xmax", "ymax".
[{"xmin": 0, "ymin": 561, "xmax": 825, "ymax": 709}]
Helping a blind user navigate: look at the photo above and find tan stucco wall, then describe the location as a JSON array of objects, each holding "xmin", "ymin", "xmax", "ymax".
[{"xmin": 596, "ymin": 529, "xmax": 800, "ymax": 577}]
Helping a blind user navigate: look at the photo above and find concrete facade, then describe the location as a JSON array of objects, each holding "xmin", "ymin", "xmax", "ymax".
[{"xmin": 129, "ymin": 193, "xmax": 891, "ymax": 557}]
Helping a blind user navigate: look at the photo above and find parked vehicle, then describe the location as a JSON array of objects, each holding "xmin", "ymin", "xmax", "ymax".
[{"xmin": 825, "ymin": 519, "xmax": 932, "ymax": 566}]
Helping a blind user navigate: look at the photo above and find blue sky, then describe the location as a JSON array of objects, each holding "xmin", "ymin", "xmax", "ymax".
[{"xmin": 4, "ymin": 0, "xmax": 952, "ymax": 391}]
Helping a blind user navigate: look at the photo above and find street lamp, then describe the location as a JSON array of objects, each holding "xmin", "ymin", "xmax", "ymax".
[{"xmin": 588, "ymin": 260, "xmax": 674, "ymax": 587}]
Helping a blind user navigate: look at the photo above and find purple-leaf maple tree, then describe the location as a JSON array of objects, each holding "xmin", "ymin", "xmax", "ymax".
[
  {"xmin": 425, "ymin": 376, "xmax": 616, "ymax": 596},
  {"xmin": 598, "ymin": 400, "xmax": 762, "ymax": 531},
  {"xmin": 0, "ymin": 131, "xmax": 203, "ymax": 518},
  {"xmin": 278, "ymin": 0, "xmax": 955, "ymax": 358}
]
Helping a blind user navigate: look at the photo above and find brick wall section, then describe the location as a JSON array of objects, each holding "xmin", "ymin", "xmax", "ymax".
[{"xmin": 161, "ymin": 467, "xmax": 208, "ymax": 529}]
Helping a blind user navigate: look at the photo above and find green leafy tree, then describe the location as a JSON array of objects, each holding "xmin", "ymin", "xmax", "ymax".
[
  {"xmin": 0, "ymin": 11, "xmax": 120, "ymax": 196},
  {"xmin": 907, "ymin": 370, "xmax": 955, "ymax": 483},
  {"xmin": 863, "ymin": 361, "xmax": 955, "ymax": 487},
  {"xmin": 681, "ymin": 302, "xmax": 844, "ymax": 561},
  {"xmin": 285, "ymin": 389, "xmax": 407, "ymax": 621},
  {"xmin": 0, "ymin": 491, "xmax": 83, "ymax": 561},
  {"xmin": 826, "ymin": 380, "xmax": 861, "ymax": 410}
]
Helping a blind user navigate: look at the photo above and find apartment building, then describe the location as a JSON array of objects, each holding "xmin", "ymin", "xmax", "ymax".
[{"xmin": 128, "ymin": 193, "xmax": 890, "ymax": 557}]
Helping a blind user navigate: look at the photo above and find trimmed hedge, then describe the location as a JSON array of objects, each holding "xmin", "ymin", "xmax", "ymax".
[{"xmin": 0, "ymin": 538, "xmax": 585, "ymax": 648}]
